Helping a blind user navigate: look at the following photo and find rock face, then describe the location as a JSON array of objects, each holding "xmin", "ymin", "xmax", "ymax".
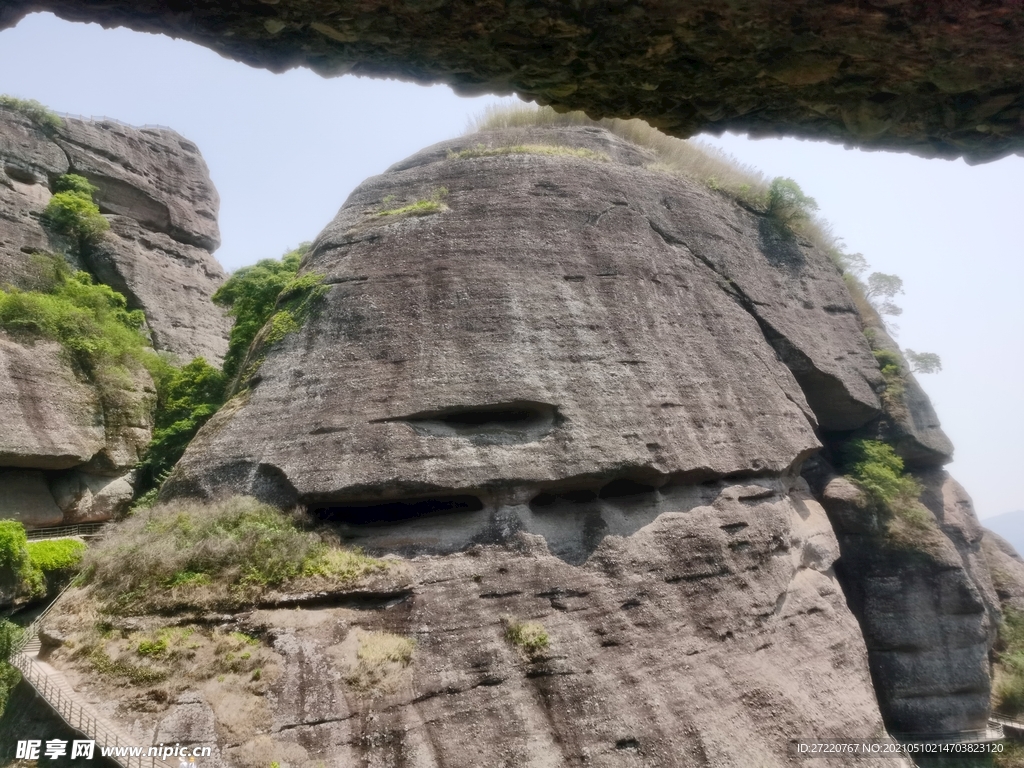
[
  {"xmin": 817, "ymin": 471, "xmax": 999, "ymax": 736},
  {"xmin": 44, "ymin": 480, "xmax": 903, "ymax": 767},
  {"xmin": 0, "ymin": 106, "xmax": 230, "ymax": 365},
  {"xmin": 0, "ymin": 104, "xmax": 230, "ymax": 525},
  {"xmin": 4, "ymin": 0, "xmax": 1024, "ymax": 161},
  {"xmin": 167, "ymin": 126, "xmax": 883, "ymax": 508}
]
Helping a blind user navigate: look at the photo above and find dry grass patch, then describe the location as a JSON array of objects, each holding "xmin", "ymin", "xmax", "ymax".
[
  {"xmin": 502, "ymin": 616, "xmax": 550, "ymax": 659},
  {"xmin": 447, "ymin": 143, "xmax": 608, "ymax": 162},
  {"xmin": 81, "ymin": 496, "xmax": 389, "ymax": 613},
  {"xmin": 345, "ymin": 630, "xmax": 415, "ymax": 695},
  {"xmin": 375, "ymin": 187, "xmax": 449, "ymax": 217}
]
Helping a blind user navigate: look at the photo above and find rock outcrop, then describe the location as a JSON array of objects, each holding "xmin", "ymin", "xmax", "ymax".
[
  {"xmin": 816, "ymin": 471, "xmax": 999, "ymax": 736},
  {"xmin": 42, "ymin": 479, "xmax": 903, "ymax": 767},
  {"xmin": 4, "ymin": 0, "xmax": 1024, "ymax": 161},
  {"xmin": 167, "ymin": 126, "xmax": 884, "ymax": 508},
  {"xmin": 0, "ymin": 106, "xmax": 230, "ymax": 365},
  {"xmin": 0, "ymin": 104, "xmax": 230, "ymax": 526}
]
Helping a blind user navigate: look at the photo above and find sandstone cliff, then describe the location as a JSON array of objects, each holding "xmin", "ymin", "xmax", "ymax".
[{"xmin": 0, "ymin": 103, "xmax": 230, "ymax": 527}]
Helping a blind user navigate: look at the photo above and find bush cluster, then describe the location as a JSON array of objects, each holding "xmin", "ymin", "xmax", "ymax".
[
  {"xmin": 0, "ymin": 619, "xmax": 23, "ymax": 719},
  {"xmin": 42, "ymin": 174, "xmax": 109, "ymax": 250},
  {"xmin": 503, "ymin": 617, "xmax": 550, "ymax": 659},
  {"xmin": 0, "ymin": 255, "xmax": 149, "ymax": 383},
  {"xmin": 82, "ymin": 496, "xmax": 388, "ymax": 612},
  {"xmin": 0, "ymin": 94, "xmax": 63, "ymax": 131},
  {"xmin": 135, "ymin": 358, "xmax": 226, "ymax": 491},
  {"xmin": 212, "ymin": 243, "xmax": 311, "ymax": 382}
]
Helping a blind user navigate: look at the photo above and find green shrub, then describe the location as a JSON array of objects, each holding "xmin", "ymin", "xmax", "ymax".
[
  {"xmin": 0, "ymin": 255, "xmax": 149, "ymax": 382},
  {"xmin": 842, "ymin": 439, "xmax": 921, "ymax": 512},
  {"xmin": 135, "ymin": 357, "xmax": 226, "ymax": 491},
  {"xmin": 0, "ymin": 94, "xmax": 62, "ymax": 131},
  {"xmin": 765, "ymin": 177, "xmax": 818, "ymax": 230},
  {"xmin": 82, "ymin": 496, "xmax": 388, "ymax": 612},
  {"xmin": 995, "ymin": 609, "xmax": 1024, "ymax": 717},
  {"xmin": 42, "ymin": 175, "xmax": 109, "ymax": 249},
  {"xmin": 212, "ymin": 244, "xmax": 310, "ymax": 382},
  {"xmin": 0, "ymin": 521, "xmax": 44, "ymax": 598},
  {"xmin": 0, "ymin": 619, "xmax": 24, "ymax": 719},
  {"xmin": 27, "ymin": 539, "xmax": 86, "ymax": 572}
]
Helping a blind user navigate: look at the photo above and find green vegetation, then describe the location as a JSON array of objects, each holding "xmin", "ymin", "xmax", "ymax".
[
  {"xmin": 345, "ymin": 631, "xmax": 416, "ymax": 693},
  {"xmin": 212, "ymin": 243, "xmax": 325, "ymax": 387},
  {"xmin": 376, "ymin": 186, "xmax": 449, "ymax": 216},
  {"xmin": 765, "ymin": 177, "xmax": 818, "ymax": 230},
  {"xmin": 502, "ymin": 617, "xmax": 550, "ymax": 658},
  {"xmin": 994, "ymin": 609, "xmax": 1024, "ymax": 717},
  {"xmin": 0, "ymin": 521, "xmax": 44, "ymax": 599},
  {"xmin": 842, "ymin": 439, "xmax": 935, "ymax": 549},
  {"xmin": 26, "ymin": 539, "xmax": 85, "ymax": 573},
  {"xmin": 42, "ymin": 174, "xmax": 109, "ymax": 250},
  {"xmin": 0, "ymin": 255, "xmax": 148, "ymax": 379},
  {"xmin": 904, "ymin": 349, "xmax": 942, "ymax": 375},
  {"xmin": 447, "ymin": 144, "xmax": 609, "ymax": 162},
  {"xmin": 0, "ymin": 619, "xmax": 24, "ymax": 718},
  {"xmin": 82, "ymin": 496, "xmax": 389, "ymax": 612},
  {"xmin": 135, "ymin": 357, "xmax": 226, "ymax": 492},
  {"xmin": 0, "ymin": 94, "xmax": 62, "ymax": 131}
]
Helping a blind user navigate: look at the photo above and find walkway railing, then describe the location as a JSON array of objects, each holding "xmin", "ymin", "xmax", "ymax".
[
  {"xmin": 10, "ymin": 585, "xmax": 162, "ymax": 768},
  {"xmin": 25, "ymin": 523, "xmax": 106, "ymax": 540}
]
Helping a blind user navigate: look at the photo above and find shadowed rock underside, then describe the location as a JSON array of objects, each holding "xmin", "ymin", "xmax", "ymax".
[{"xmin": 3, "ymin": 0, "xmax": 1024, "ymax": 162}]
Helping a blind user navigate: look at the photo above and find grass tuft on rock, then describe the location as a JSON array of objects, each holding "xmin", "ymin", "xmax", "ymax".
[
  {"xmin": 0, "ymin": 94, "xmax": 63, "ymax": 131},
  {"xmin": 345, "ymin": 631, "xmax": 415, "ymax": 694},
  {"xmin": 447, "ymin": 144, "xmax": 609, "ymax": 162},
  {"xmin": 375, "ymin": 187, "xmax": 449, "ymax": 217},
  {"xmin": 81, "ymin": 496, "xmax": 388, "ymax": 613},
  {"xmin": 502, "ymin": 616, "xmax": 550, "ymax": 659},
  {"xmin": 995, "ymin": 609, "xmax": 1024, "ymax": 718}
]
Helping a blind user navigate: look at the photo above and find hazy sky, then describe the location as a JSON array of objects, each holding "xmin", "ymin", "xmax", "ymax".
[{"xmin": 2, "ymin": 13, "xmax": 1020, "ymax": 519}]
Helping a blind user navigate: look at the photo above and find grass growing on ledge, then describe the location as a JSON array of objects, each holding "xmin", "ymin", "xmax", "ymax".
[
  {"xmin": 0, "ymin": 94, "xmax": 63, "ymax": 131},
  {"xmin": 842, "ymin": 439, "xmax": 936, "ymax": 551},
  {"xmin": 376, "ymin": 186, "xmax": 449, "ymax": 217},
  {"xmin": 447, "ymin": 144, "xmax": 609, "ymax": 162},
  {"xmin": 81, "ymin": 496, "xmax": 389, "ymax": 613}
]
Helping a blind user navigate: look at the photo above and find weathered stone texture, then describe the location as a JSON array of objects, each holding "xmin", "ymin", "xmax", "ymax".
[
  {"xmin": 167, "ymin": 127, "xmax": 888, "ymax": 506},
  {"xmin": 45, "ymin": 483, "xmax": 902, "ymax": 767},
  {"xmin": 86, "ymin": 216, "xmax": 229, "ymax": 365},
  {"xmin": 4, "ymin": 0, "xmax": 1024, "ymax": 161},
  {"xmin": 0, "ymin": 106, "xmax": 231, "ymax": 365},
  {"xmin": 1, "ymin": 106, "xmax": 230, "ymax": 525},
  {"xmin": 53, "ymin": 119, "xmax": 221, "ymax": 252},
  {"xmin": 0, "ymin": 334, "xmax": 106, "ymax": 470},
  {"xmin": 818, "ymin": 471, "xmax": 998, "ymax": 736}
]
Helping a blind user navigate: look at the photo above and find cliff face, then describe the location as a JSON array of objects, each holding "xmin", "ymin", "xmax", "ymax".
[
  {"xmin": 0, "ymin": 105, "xmax": 230, "ymax": 526},
  {"xmin": 148, "ymin": 124, "xmax": 984, "ymax": 756},
  {"xmin": 4, "ymin": 0, "xmax": 1024, "ymax": 161}
]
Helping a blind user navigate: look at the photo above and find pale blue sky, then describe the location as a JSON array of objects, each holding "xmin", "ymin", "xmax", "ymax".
[{"xmin": 2, "ymin": 13, "xmax": 1020, "ymax": 519}]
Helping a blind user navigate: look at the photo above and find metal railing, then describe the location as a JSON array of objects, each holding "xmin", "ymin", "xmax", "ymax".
[
  {"xmin": 10, "ymin": 585, "xmax": 162, "ymax": 768},
  {"xmin": 25, "ymin": 523, "xmax": 106, "ymax": 540}
]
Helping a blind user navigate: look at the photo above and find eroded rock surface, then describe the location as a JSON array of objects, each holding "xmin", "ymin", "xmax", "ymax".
[
  {"xmin": 43, "ymin": 483, "xmax": 902, "ymax": 767},
  {"xmin": 4, "ymin": 0, "xmax": 1024, "ymax": 161},
  {"xmin": 0, "ymin": 105, "xmax": 230, "ymax": 524},
  {"xmin": 816, "ymin": 470, "xmax": 999, "ymax": 736},
  {"xmin": 167, "ymin": 126, "xmax": 885, "ymax": 506},
  {"xmin": 0, "ymin": 106, "xmax": 230, "ymax": 365}
]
